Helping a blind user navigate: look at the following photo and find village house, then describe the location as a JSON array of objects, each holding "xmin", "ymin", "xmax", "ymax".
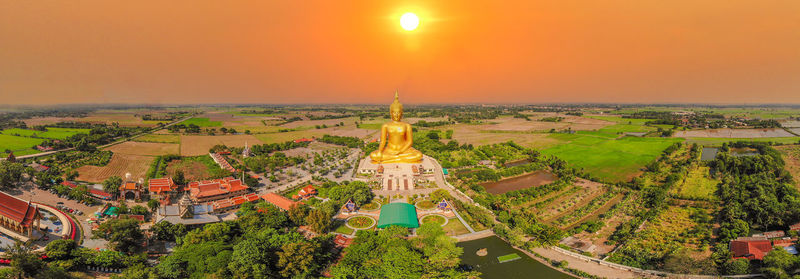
[
  {"xmin": 730, "ymin": 237, "xmax": 772, "ymax": 260},
  {"xmin": 292, "ymin": 185, "xmax": 317, "ymax": 200}
]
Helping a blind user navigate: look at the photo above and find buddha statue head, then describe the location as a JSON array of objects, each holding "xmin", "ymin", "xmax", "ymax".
[{"xmin": 390, "ymin": 90, "xmax": 403, "ymax": 121}]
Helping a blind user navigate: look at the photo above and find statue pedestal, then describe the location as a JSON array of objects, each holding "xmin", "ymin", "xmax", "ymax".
[{"xmin": 357, "ymin": 155, "xmax": 437, "ymax": 192}]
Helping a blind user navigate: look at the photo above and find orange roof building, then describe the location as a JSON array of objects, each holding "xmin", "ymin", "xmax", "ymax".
[
  {"xmin": 261, "ymin": 193, "xmax": 297, "ymax": 211},
  {"xmin": 188, "ymin": 177, "xmax": 248, "ymax": 203},
  {"xmin": 0, "ymin": 191, "xmax": 42, "ymax": 240},
  {"xmin": 211, "ymin": 193, "xmax": 260, "ymax": 212},
  {"xmin": 148, "ymin": 177, "xmax": 177, "ymax": 195},
  {"xmin": 293, "ymin": 185, "xmax": 318, "ymax": 200},
  {"xmin": 730, "ymin": 237, "xmax": 772, "ymax": 260}
]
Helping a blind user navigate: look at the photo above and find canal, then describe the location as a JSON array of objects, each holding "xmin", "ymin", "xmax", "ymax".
[{"xmin": 458, "ymin": 236, "xmax": 573, "ymax": 278}]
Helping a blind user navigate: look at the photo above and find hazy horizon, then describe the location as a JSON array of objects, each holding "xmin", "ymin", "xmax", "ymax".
[{"xmin": 2, "ymin": 1, "xmax": 799, "ymax": 105}]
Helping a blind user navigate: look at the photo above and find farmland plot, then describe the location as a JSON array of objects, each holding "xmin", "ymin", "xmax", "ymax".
[
  {"xmin": 180, "ymin": 135, "xmax": 264, "ymax": 156},
  {"xmin": 76, "ymin": 153, "xmax": 154, "ymax": 183},
  {"xmin": 105, "ymin": 141, "xmax": 179, "ymax": 156}
]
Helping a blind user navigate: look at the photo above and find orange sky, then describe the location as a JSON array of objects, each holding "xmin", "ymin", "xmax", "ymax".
[{"xmin": 1, "ymin": 1, "xmax": 799, "ymax": 105}]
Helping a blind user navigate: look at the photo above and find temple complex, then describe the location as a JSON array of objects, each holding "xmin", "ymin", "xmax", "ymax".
[{"xmin": 0, "ymin": 191, "xmax": 42, "ymax": 241}]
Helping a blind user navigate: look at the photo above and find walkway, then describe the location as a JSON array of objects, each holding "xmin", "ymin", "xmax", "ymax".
[{"xmin": 454, "ymin": 229, "xmax": 492, "ymax": 241}]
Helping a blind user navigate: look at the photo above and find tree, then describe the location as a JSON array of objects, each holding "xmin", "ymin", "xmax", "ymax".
[
  {"xmin": 173, "ymin": 170, "xmax": 185, "ymax": 185},
  {"xmin": 305, "ymin": 209, "xmax": 331, "ymax": 234},
  {"xmin": 723, "ymin": 258, "xmax": 750, "ymax": 275},
  {"xmin": 0, "ymin": 161, "xmax": 25, "ymax": 188},
  {"xmin": 277, "ymin": 241, "xmax": 318, "ymax": 278},
  {"xmin": 147, "ymin": 199, "xmax": 160, "ymax": 213},
  {"xmin": 288, "ymin": 204, "xmax": 309, "ymax": 226},
  {"xmin": 763, "ymin": 248, "xmax": 799, "ymax": 276},
  {"xmin": 94, "ymin": 218, "xmax": 145, "ymax": 254},
  {"xmin": 426, "ymin": 131, "xmax": 440, "ymax": 140},
  {"xmin": 7, "ymin": 241, "xmax": 45, "ymax": 278},
  {"xmin": 103, "ymin": 176, "xmax": 123, "ymax": 198},
  {"xmin": 243, "ymin": 174, "xmax": 258, "ymax": 187},
  {"xmin": 45, "ymin": 239, "xmax": 76, "ymax": 260}
]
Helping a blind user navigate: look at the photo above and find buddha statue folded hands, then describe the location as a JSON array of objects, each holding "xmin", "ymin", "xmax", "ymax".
[{"xmin": 369, "ymin": 91, "xmax": 423, "ymax": 164}]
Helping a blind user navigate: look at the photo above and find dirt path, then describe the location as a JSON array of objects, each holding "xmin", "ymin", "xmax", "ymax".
[{"xmin": 531, "ymin": 247, "xmax": 639, "ymax": 279}]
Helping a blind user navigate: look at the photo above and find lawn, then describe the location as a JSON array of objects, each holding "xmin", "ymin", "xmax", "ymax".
[
  {"xmin": 1, "ymin": 128, "xmax": 90, "ymax": 139},
  {"xmin": 441, "ymin": 218, "xmax": 470, "ymax": 235},
  {"xmin": 134, "ymin": 134, "xmax": 181, "ymax": 144},
  {"xmin": 421, "ymin": 214, "xmax": 446, "ymax": 225},
  {"xmin": 416, "ymin": 200, "xmax": 436, "ymax": 210},
  {"xmin": 673, "ymin": 166, "xmax": 718, "ymax": 200},
  {"xmin": 334, "ymin": 223, "xmax": 354, "ymax": 235},
  {"xmin": 0, "ymin": 134, "xmax": 45, "ymax": 154},
  {"xmin": 541, "ymin": 133, "xmax": 681, "ymax": 182},
  {"xmin": 180, "ymin": 117, "xmax": 222, "ymax": 127}
]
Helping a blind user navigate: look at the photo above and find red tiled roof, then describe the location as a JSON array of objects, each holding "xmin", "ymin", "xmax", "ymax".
[
  {"xmin": 294, "ymin": 138, "xmax": 314, "ymax": 143},
  {"xmin": 61, "ymin": 181, "xmax": 77, "ymax": 188},
  {"xmin": 773, "ymin": 238, "xmax": 796, "ymax": 247},
  {"xmin": 731, "ymin": 237, "xmax": 772, "ymax": 260},
  {"xmin": 261, "ymin": 193, "xmax": 297, "ymax": 211},
  {"xmin": 790, "ymin": 223, "xmax": 800, "ymax": 231},
  {"xmin": 120, "ymin": 182, "xmax": 138, "ymax": 191},
  {"xmin": 149, "ymin": 177, "xmax": 176, "ymax": 193},
  {"xmin": 212, "ymin": 193, "xmax": 260, "ymax": 210},
  {"xmin": 89, "ymin": 189, "xmax": 112, "ymax": 198},
  {"xmin": 0, "ymin": 191, "xmax": 38, "ymax": 227},
  {"xmin": 188, "ymin": 177, "xmax": 248, "ymax": 199},
  {"xmin": 299, "ymin": 185, "xmax": 317, "ymax": 196}
]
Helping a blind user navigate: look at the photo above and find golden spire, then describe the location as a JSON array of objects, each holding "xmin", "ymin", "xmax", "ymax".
[{"xmin": 390, "ymin": 89, "xmax": 403, "ymax": 111}]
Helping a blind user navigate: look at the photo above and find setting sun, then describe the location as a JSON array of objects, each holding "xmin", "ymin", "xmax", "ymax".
[{"xmin": 400, "ymin": 12, "xmax": 419, "ymax": 31}]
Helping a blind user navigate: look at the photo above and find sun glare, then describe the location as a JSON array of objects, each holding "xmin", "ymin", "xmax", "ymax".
[{"xmin": 400, "ymin": 12, "xmax": 419, "ymax": 31}]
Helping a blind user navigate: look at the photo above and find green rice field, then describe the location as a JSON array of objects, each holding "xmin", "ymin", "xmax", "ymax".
[
  {"xmin": 180, "ymin": 117, "xmax": 222, "ymax": 127},
  {"xmin": 1, "ymin": 127, "xmax": 90, "ymax": 139},
  {"xmin": 0, "ymin": 134, "xmax": 45, "ymax": 155},
  {"xmin": 541, "ymin": 132, "xmax": 682, "ymax": 182}
]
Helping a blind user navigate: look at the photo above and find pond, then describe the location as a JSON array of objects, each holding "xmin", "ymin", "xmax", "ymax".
[
  {"xmin": 701, "ymin": 147, "xmax": 719, "ymax": 161},
  {"xmin": 458, "ymin": 236, "xmax": 573, "ymax": 279},
  {"xmin": 480, "ymin": 170, "xmax": 557, "ymax": 194}
]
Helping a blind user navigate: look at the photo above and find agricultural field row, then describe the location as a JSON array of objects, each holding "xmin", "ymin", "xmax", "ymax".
[
  {"xmin": 553, "ymin": 190, "xmax": 620, "ymax": 228},
  {"xmin": 1, "ymin": 127, "xmax": 91, "ymax": 139}
]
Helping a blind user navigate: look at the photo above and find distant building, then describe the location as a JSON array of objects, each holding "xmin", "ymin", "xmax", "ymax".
[
  {"xmin": 29, "ymin": 163, "xmax": 49, "ymax": 172},
  {"xmin": 293, "ymin": 138, "xmax": 314, "ymax": 143},
  {"xmin": 89, "ymin": 189, "xmax": 112, "ymax": 200}
]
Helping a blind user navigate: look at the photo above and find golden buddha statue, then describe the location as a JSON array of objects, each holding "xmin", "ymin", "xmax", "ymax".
[{"xmin": 369, "ymin": 91, "xmax": 423, "ymax": 164}]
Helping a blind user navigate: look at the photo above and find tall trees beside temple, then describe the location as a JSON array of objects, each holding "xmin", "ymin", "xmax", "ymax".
[{"xmin": 331, "ymin": 223, "xmax": 480, "ymax": 278}]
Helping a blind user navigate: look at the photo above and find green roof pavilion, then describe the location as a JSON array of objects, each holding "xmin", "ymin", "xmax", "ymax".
[{"xmin": 377, "ymin": 202, "xmax": 419, "ymax": 229}]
